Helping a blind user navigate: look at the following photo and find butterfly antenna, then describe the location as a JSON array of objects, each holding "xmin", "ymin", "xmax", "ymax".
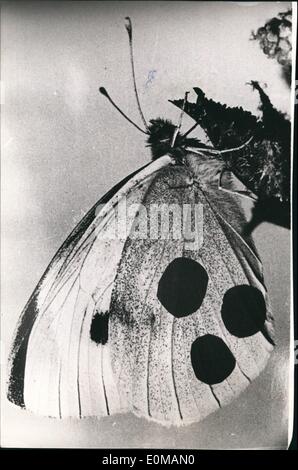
[
  {"xmin": 125, "ymin": 17, "xmax": 149, "ymax": 132},
  {"xmin": 171, "ymin": 91, "xmax": 190, "ymax": 147},
  {"xmin": 99, "ymin": 87, "xmax": 148, "ymax": 135}
]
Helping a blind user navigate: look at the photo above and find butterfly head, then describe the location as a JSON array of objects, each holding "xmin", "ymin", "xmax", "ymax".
[{"xmin": 147, "ymin": 118, "xmax": 200, "ymax": 162}]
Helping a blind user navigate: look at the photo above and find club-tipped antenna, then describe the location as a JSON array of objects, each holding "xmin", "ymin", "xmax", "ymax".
[
  {"xmin": 171, "ymin": 91, "xmax": 190, "ymax": 148},
  {"xmin": 125, "ymin": 17, "xmax": 149, "ymax": 132},
  {"xmin": 99, "ymin": 87, "xmax": 148, "ymax": 134}
]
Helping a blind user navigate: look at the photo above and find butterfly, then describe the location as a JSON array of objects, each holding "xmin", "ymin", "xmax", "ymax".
[{"xmin": 7, "ymin": 17, "xmax": 275, "ymax": 426}]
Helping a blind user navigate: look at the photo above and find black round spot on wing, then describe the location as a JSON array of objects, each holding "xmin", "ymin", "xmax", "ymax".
[
  {"xmin": 221, "ymin": 285, "xmax": 266, "ymax": 338},
  {"xmin": 90, "ymin": 313, "xmax": 109, "ymax": 345},
  {"xmin": 191, "ymin": 334, "xmax": 236, "ymax": 384},
  {"xmin": 157, "ymin": 257, "xmax": 208, "ymax": 317}
]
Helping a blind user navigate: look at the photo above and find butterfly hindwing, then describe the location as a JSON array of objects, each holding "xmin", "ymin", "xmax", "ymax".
[{"xmin": 106, "ymin": 159, "xmax": 273, "ymax": 425}]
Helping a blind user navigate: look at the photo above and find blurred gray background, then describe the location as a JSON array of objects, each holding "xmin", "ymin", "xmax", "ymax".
[{"xmin": 1, "ymin": 1, "xmax": 293, "ymax": 448}]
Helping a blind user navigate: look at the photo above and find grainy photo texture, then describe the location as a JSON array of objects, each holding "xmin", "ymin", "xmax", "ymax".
[{"xmin": 1, "ymin": 0, "xmax": 295, "ymax": 449}]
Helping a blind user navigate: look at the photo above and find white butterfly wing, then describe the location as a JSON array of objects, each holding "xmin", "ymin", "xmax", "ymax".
[
  {"xmin": 8, "ymin": 154, "xmax": 274, "ymax": 426},
  {"xmin": 8, "ymin": 155, "xmax": 174, "ymax": 418}
]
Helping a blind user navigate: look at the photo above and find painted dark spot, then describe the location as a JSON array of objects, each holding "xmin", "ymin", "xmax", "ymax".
[
  {"xmin": 157, "ymin": 257, "xmax": 208, "ymax": 317},
  {"xmin": 90, "ymin": 312, "xmax": 109, "ymax": 345},
  {"xmin": 191, "ymin": 334, "xmax": 236, "ymax": 384},
  {"xmin": 221, "ymin": 285, "xmax": 266, "ymax": 338}
]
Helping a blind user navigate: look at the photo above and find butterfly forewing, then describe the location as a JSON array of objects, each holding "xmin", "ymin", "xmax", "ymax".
[{"xmin": 8, "ymin": 156, "xmax": 174, "ymax": 417}]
